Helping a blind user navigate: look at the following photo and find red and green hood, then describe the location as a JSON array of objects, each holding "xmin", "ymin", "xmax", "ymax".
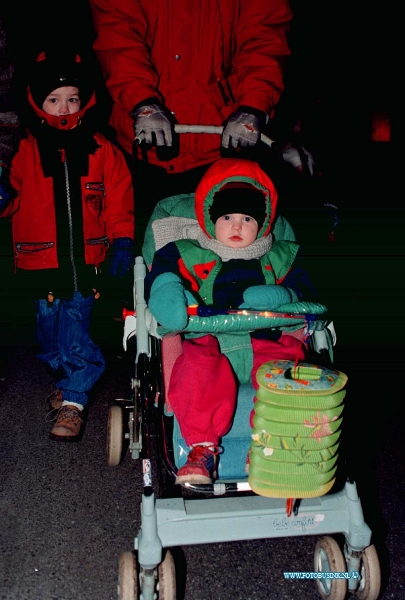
[{"xmin": 194, "ymin": 158, "xmax": 278, "ymax": 239}]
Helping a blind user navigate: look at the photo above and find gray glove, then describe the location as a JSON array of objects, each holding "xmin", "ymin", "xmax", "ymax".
[
  {"xmin": 221, "ymin": 110, "xmax": 261, "ymax": 149},
  {"xmin": 132, "ymin": 103, "xmax": 173, "ymax": 146}
]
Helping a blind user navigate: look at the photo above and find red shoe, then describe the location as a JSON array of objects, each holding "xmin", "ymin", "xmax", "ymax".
[{"xmin": 175, "ymin": 445, "xmax": 219, "ymax": 485}]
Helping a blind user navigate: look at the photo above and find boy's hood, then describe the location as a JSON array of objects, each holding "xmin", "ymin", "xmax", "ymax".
[
  {"xmin": 195, "ymin": 158, "xmax": 278, "ymax": 239},
  {"xmin": 27, "ymin": 51, "xmax": 97, "ymax": 131},
  {"xmin": 27, "ymin": 89, "xmax": 97, "ymax": 131}
]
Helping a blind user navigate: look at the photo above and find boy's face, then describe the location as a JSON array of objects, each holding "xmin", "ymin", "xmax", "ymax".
[
  {"xmin": 214, "ymin": 213, "xmax": 259, "ymax": 248},
  {"xmin": 42, "ymin": 86, "xmax": 81, "ymax": 116}
]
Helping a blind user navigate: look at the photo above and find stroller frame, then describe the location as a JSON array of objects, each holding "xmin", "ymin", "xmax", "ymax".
[
  {"xmin": 111, "ymin": 127, "xmax": 381, "ymax": 600},
  {"xmin": 114, "ymin": 257, "xmax": 381, "ymax": 600}
]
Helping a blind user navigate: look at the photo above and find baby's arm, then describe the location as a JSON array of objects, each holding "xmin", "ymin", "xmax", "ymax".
[{"xmin": 145, "ymin": 242, "xmax": 196, "ymax": 331}]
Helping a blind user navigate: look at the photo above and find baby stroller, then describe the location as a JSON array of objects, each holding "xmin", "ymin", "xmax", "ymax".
[{"xmin": 108, "ymin": 127, "xmax": 381, "ymax": 600}]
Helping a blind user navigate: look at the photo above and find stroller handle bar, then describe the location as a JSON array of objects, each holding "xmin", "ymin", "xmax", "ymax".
[{"xmin": 134, "ymin": 124, "xmax": 275, "ymax": 148}]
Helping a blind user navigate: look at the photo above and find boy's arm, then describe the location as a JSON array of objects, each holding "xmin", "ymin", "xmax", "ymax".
[{"xmin": 101, "ymin": 141, "xmax": 135, "ymax": 242}]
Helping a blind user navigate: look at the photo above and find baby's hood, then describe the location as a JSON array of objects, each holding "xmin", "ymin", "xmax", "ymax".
[{"xmin": 194, "ymin": 158, "xmax": 278, "ymax": 239}]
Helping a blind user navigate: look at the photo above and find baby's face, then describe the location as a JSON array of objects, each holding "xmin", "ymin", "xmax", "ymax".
[
  {"xmin": 42, "ymin": 86, "xmax": 81, "ymax": 116},
  {"xmin": 214, "ymin": 213, "xmax": 259, "ymax": 248}
]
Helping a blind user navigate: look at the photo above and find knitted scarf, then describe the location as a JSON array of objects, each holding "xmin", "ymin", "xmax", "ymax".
[{"xmin": 152, "ymin": 217, "xmax": 273, "ymax": 261}]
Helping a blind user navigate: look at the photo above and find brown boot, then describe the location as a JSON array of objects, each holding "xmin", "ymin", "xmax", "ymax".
[
  {"xmin": 49, "ymin": 405, "xmax": 84, "ymax": 442},
  {"xmin": 47, "ymin": 389, "xmax": 63, "ymax": 410}
]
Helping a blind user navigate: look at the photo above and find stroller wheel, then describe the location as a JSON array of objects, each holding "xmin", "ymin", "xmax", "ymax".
[
  {"xmin": 107, "ymin": 405, "xmax": 124, "ymax": 467},
  {"xmin": 118, "ymin": 551, "xmax": 138, "ymax": 600},
  {"xmin": 314, "ymin": 536, "xmax": 347, "ymax": 600},
  {"xmin": 354, "ymin": 544, "xmax": 381, "ymax": 600},
  {"xmin": 157, "ymin": 550, "xmax": 176, "ymax": 600}
]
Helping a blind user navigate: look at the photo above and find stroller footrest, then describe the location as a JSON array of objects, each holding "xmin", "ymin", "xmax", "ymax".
[{"xmin": 154, "ymin": 483, "xmax": 372, "ymax": 548}]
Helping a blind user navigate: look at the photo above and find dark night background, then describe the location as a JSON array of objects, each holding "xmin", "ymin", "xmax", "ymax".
[
  {"xmin": 0, "ymin": 4, "xmax": 404, "ymax": 599},
  {"xmin": 3, "ymin": 0, "xmax": 402, "ymax": 202},
  {"xmin": 1, "ymin": 0, "xmax": 403, "ymax": 357},
  {"xmin": 1, "ymin": 0, "xmax": 403, "ymax": 338}
]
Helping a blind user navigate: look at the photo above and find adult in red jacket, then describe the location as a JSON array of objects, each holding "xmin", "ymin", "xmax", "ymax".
[
  {"xmin": 1, "ymin": 49, "xmax": 135, "ymax": 441},
  {"xmin": 89, "ymin": 0, "xmax": 292, "ymax": 249}
]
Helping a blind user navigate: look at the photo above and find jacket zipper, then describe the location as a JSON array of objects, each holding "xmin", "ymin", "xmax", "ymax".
[{"xmin": 63, "ymin": 159, "xmax": 78, "ymax": 292}]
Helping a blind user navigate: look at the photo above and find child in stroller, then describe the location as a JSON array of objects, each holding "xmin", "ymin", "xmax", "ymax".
[
  {"xmin": 114, "ymin": 142, "xmax": 381, "ymax": 600},
  {"xmin": 144, "ymin": 157, "xmax": 320, "ymax": 485}
]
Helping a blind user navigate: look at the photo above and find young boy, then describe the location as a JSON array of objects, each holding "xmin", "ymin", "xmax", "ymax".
[
  {"xmin": 0, "ymin": 49, "xmax": 135, "ymax": 441},
  {"xmin": 144, "ymin": 158, "xmax": 316, "ymax": 484}
]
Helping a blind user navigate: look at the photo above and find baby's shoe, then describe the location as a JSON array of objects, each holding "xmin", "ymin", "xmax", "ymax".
[
  {"xmin": 175, "ymin": 445, "xmax": 219, "ymax": 485},
  {"xmin": 47, "ymin": 389, "xmax": 63, "ymax": 410},
  {"xmin": 49, "ymin": 405, "xmax": 84, "ymax": 442}
]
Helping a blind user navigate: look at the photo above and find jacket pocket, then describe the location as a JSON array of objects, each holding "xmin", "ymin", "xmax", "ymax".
[
  {"xmin": 86, "ymin": 236, "xmax": 109, "ymax": 267},
  {"xmin": 15, "ymin": 241, "xmax": 54, "ymax": 257},
  {"xmin": 85, "ymin": 182, "xmax": 105, "ymax": 192},
  {"xmin": 86, "ymin": 236, "xmax": 109, "ymax": 247},
  {"xmin": 85, "ymin": 183, "xmax": 104, "ymax": 213}
]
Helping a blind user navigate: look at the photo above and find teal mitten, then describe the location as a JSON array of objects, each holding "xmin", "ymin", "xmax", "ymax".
[
  {"xmin": 149, "ymin": 272, "xmax": 188, "ymax": 331},
  {"xmin": 239, "ymin": 284, "xmax": 298, "ymax": 310}
]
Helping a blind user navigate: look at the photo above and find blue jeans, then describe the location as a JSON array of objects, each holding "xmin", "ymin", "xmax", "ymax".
[{"xmin": 34, "ymin": 292, "xmax": 105, "ymax": 406}]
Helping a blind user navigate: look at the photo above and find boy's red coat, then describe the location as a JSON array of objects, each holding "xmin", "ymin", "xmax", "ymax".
[{"xmin": 5, "ymin": 132, "xmax": 134, "ymax": 270}]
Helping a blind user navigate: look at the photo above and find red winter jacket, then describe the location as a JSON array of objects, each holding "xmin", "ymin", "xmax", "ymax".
[
  {"xmin": 5, "ymin": 132, "xmax": 134, "ymax": 271},
  {"xmin": 89, "ymin": 0, "xmax": 292, "ymax": 173},
  {"xmin": 1, "ymin": 129, "xmax": 134, "ymax": 270}
]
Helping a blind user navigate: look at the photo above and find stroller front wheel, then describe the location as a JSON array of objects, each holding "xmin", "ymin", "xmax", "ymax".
[
  {"xmin": 314, "ymin": 536, "xmax": 348, "ymax": 600},
  {"xmin": 354, "ymin": 544, "xmax": 381, "ymax": 600},
  {"xmin": 157, "ymin": 549, "xmax": 176, "ymax": 600},
  {"xmin": 107, "ymin": 405, "xmax": 124, "ymax": 467},
  {"xmin": 118, "ymin": 551, "xmax": 138, "ymax": 600}
]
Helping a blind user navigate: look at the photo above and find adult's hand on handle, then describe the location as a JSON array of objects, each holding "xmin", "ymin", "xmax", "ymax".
[
  {"xmin": 221, "ymin": 109, "xmax": 263, "ymax": 149},
  {"xmin": 131, "ymin": 103, "xmax": 173, "ymax": 146}
]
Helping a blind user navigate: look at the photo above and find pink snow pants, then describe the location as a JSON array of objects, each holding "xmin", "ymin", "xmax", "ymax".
[{"xmin": 168, "ymin": 333, "xmax": 306, "ymax": 446}]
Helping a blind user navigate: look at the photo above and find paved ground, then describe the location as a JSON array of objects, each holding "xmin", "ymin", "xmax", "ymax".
[
  {"xmin": 1, "ymin": 144, "xmax": 404, "ymax": 599},
  {"xmin": 1, "ymin": 3, "xmax": 403, "ymax": 598},
  {"xmin": 0, "ymin": 274, "xmax": 404, "ymax": 600}
]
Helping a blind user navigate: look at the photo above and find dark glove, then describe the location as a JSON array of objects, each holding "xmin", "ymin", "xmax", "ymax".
[
  {"xmin": 131, "ymin": 102, "xmax": 173, "ymax": 146},
  {"xmin": 0, "ymin": 166, "xmax": 14, "ymax": 210},
  {"xmin": 109, "ymin": 237, "xmax": 135, "ymax": 278},
  {"xmin": 148, "ymin": 272, "xmax": 188, "ymax": 331},
  {"xmin": 239, "ymin": 284, "xmax": 298, "ymax": 310},
  {"xmin": 281, "ymin": 142, "xmax": 316, "ymax": 176},
  {"xmin": 221, "ymin": 108, "xmax": 265, "ymax": 149}
]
